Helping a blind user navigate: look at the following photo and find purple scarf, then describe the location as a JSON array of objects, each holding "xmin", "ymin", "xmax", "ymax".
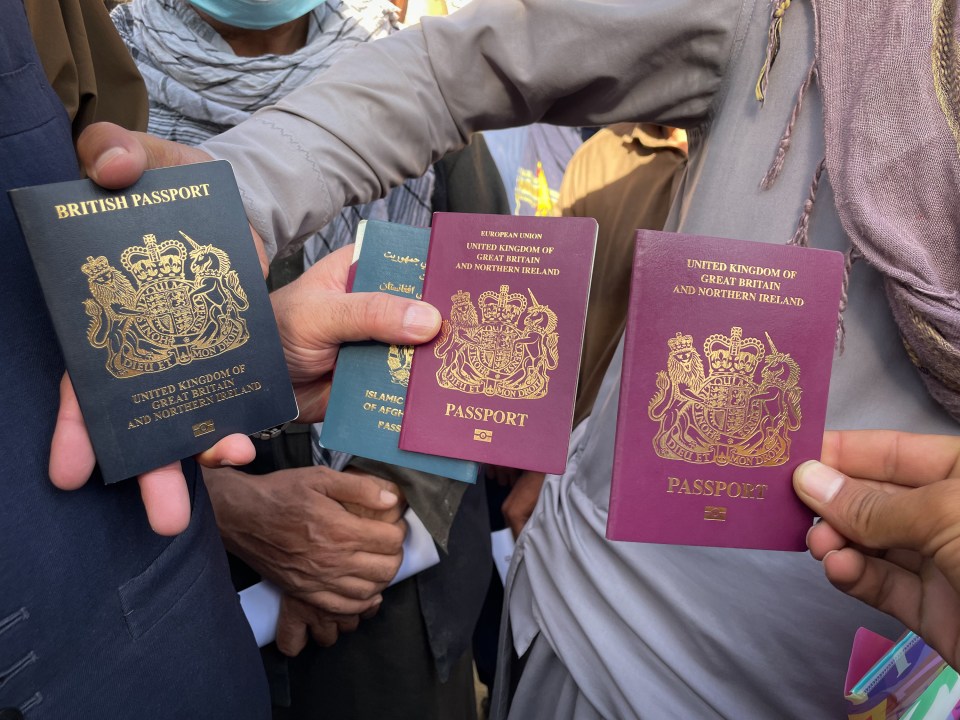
[{"xmin": 763, "ymin": 0, "xmax": 960, "ymax": 421}]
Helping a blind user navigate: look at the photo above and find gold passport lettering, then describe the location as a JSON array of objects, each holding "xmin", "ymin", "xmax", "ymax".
[
  {"xmin": 666, "ymin": 476, "xmax": 768, "ymax": 500},
  {"xmin": 445, "ymin": 403, "xmax": 529, "ymax": 427},
  {"xmin": 648, "ymin": 327, "xmax": 802, "ymax": 467},
  {"xmin": 435, "ymin": 285, "xmax": 558, "ymax": 399},
  {"xmin": 365, "ymin": 390, "xmax": 405, "ymax": 405},
  {"xmin": 55, "ymin": 184, "xmax": 211, "ymax": 219},
  {"xmin": 82, "ymin": 231, "xmax": 250, "ymax": 379}
]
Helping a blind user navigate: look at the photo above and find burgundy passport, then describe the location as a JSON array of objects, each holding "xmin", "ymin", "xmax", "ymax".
[
  {"xmin": 607, "ymin": 230, "xmax": 844, "ymax": 551},
  {"xmin": 399, "ymin": 213, "xmax": 597, "ymax": 473}
]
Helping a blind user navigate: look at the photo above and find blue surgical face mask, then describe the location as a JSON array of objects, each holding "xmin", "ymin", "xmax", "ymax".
[{"xmin": 189, "ymin": 0, "xmax": 326, "ymax": 30}]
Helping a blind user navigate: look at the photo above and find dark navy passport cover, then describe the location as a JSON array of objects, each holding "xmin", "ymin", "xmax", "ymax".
[
  {"xmin": 10, "ymin": 161, "xmax": 298, "ymax": 483},
  {"xmin": 321, "ymin": 220, "xmax": 479, "ymax": 483}
]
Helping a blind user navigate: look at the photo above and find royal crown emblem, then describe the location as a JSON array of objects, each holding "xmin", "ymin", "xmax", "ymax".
[
  {"xmin": 648, "ymin": 327, "xmax": 802, "ymax": 467},
  {"xmin": 81, "ymin": 231, "xmax": 250, "ymax": 378},
  {"xmin": 434, "ymin": 285, "xmax": 559, "ymax": 399}
]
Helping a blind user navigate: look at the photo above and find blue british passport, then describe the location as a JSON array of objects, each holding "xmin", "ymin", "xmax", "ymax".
[
  {"xmin": 320, "ymin": 220, "xmax": 479, "ymax": 483},
  {"xmin": 10, "ymin": 162, "xmax": 298, "ymax": 483}
]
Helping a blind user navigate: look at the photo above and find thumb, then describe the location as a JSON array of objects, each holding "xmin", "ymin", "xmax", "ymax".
[
  {"xmin": 319, "ymin": 471, "xmax": 399, "ymax": 511},
  {"xmin": 277, "ymin": 284, "xmax": 441, "ymax": 349},
  {"xmin": 793, "ymin": 460, "xmax": 926, "ymax": 551},
  {"xmin": 77, "ymin": 122, "xmax": 212, "ymax": 188}
]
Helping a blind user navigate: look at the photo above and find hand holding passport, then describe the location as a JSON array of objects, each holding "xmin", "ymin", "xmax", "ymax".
[
  {"xmin": 15, "ymin": 136, "xmax": 843, "ymax": 553},
  {"xmin": 270, "ymin": 243, "xmax": 442, "ymax": 423},
  {"xmin": 12, "ymin": 160, "xmax": 441, "ymax": 534}
]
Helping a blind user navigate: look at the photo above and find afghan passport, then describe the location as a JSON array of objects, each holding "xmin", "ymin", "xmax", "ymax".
[
  {"xmin": 400, "ymin": 213, "xmax": 597, "ymax": 473},
  {"xmin": 607, "ymin": 230, "xmax": 844, "ymax": 551},
  {"xmin": 10, "ymin": 162, "xmax": 298, "ymax": 483},
  {"xmin": 320, "ymin": 220, "xmax": 479, "ymax": 483}
]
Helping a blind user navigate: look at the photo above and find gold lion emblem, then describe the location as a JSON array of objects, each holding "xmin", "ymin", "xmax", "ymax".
[
  {"xmin": 434, "ymin": 285, "xmax": 558, "ymax": 400},
  {"xmin": 82, "ymin": 231, "xmax": 250, "ymax": 378},
  {"xmin": 648, "ymin": 327, "xmax": 802, "ymax": 467}
]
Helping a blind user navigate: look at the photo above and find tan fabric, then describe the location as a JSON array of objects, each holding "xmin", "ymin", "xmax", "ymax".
[
  {"xmin": 561, "ymin": 124, "xmax": 686, "ymax": 425},
  {"xmin": 25, "ymin": 0, "xmax": 147, "ymax": 136}
]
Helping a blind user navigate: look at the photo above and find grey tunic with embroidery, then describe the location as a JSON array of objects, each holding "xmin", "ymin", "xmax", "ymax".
[{"xmin": 202, "ymin": 0, "xmax": 958, "ymax": 716}]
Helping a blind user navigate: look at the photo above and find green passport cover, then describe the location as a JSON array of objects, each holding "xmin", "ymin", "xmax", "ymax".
[
  {"xmin": 10, "ymin": 161, "xmax": 298, "ymax": 483},
  {"xmin": 320, "ymin": 220, "xmax": 479, "ymax": 483}
]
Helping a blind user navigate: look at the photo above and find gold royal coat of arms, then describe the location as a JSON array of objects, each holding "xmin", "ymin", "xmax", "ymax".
[
  {"xmin": 648, "ymin": 327, "xmax": 802, "ymax": 467},
  {"xmin": 81, "ymin": 231, "xmax": 250, "ymax": 379},
  {"xmin": 434, "ymin": 284, "xmax": 559, "ymax": 400}
]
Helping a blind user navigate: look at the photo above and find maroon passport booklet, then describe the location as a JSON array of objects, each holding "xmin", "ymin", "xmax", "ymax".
[
  {"xmin": 399, "ymin": 213, "xmax": 597, "ymax": 473},
  {"xmin": 607, "ymin": 230, "xmax": 844, "ymax": 551}
]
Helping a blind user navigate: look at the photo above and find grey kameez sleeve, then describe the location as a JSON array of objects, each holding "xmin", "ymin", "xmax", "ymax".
[{"xmin": 200, "ymin": 0, "xmax": 745, "ymax": 258}]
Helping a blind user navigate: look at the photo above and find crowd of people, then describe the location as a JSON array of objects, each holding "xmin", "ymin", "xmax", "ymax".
[{"xmin": 2, "ymin": 0, "xmax": 959, "ymax": 718}]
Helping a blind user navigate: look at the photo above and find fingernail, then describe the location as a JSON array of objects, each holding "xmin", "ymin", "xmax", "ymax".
[
  {"xmin": 402, "ymin": 303, "xmax": 440, "ymax": 335},
  {"xmin": 380, "ymin": 490, "xmax": 398, "ymax": 505},
  {"xmin": 795, "ymin": 460, "xmax": 844, "ymax": 504},
  {"xmin": 92, "ymin": 146, "xmax": 128, "ymax": 179}
]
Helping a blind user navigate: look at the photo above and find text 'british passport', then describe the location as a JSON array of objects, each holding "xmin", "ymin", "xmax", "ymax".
[
  {"xmin": 321, "ymin": 220, "xmax": 478, "ymax": 483},
  {"xmin": 10, "ymin": 162, "xmax": 298, "ymax": 483},
  {"xmin": 400, "ymin": 213, "xmax": 597, "ymax": 473},
  {"xmin": 607, "ymin": 230, "xmax": 843, "ymax": 550}
]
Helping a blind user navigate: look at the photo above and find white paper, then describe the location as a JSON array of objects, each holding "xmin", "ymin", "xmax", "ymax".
[
  {"xmin": 240, "ymin": 507, "xmax": 439, "ymax": 647},
  {"xmin": 391, "ymin": 507, "xmax": 441, "ymax": 586},
  {"xmin": 491, "ymin": 527, "xmax": 516, "ymax": 586},
  {"xmin": 239, "ymin": 579, "xmax": 282, "ymax": 648}
]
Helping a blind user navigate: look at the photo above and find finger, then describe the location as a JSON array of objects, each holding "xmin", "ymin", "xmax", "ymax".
[
  {"xmin": 808, "ymin": 520, "xmax": 906, "ymax": 561},
  {"xmin": 76, "ymin": 123, "xmax": 212, "ymax": 187},
  {"xmin": 822, "ymin": 547, "xmax": 923, "ymax": 632},
  {"xmin": 333, "ymin": 614, "xmax": 361, "ymax": 634},
  {"xmin": 884, "ymin": 548, "xmax": 925, "ymax": 575},
  {"xmin": 319, "ymin": 471, "xmax": 399, "ymax": 511},
  {"xmin": 342, "ymin": 470, "xmax": 403, "ymax": 500},
  {"xmin": 360, "ymin": 602, "xmax": 382, "ymax": 621},
  {"xmin": 794, "ymin": 460, "xmax": 960, "ymax": 554},
  {"xmin": 278, "ymin": 284, "xmax": 441, "ymax": 347},
  {"xmin": 276, "ymin": 600, "xmax": 310, "ymax": 657},
  {"xmin": 308, "ymin": 619, "xmax": 339, "ymax": 647},
  {"xmin": 313, "ymin": 555, "xmax": 400, "ymax": 594},
  {"xmin": 821, "ymin": 430, "xmax": 960, "ymax": 487},
  {"xmin": 806, "ymin": 521, "xmax": 849, "ymax": 560},
  {"xmin": 339, "ymin": 292, "xmax": 441, "ymax": 343},
  {"xmin": 341, "ymin": 499, "xmax": 405, "ymax": 524},
  {"xmin": 195, "ymin": 434, "xmax": 257, "ymax": 468},
  {"xmin": 138, "ymin": 462, "xmax": 191, "ymax": 536},
  {"xmin": 325, "ymin": 515, "xmax": 405, "ymax": 555},
  {"xmin": 49, "ymin": 373, "xmax": 96, "ymax": 490},
  {"xmin": 298, "ymin": 591, "xmax": 382, "ymax": 616}
]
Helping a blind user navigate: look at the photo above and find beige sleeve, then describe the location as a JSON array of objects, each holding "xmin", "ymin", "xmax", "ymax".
[{"xmin": 201, "ymin": 0, "xmax": 750, "ymax": 258}]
